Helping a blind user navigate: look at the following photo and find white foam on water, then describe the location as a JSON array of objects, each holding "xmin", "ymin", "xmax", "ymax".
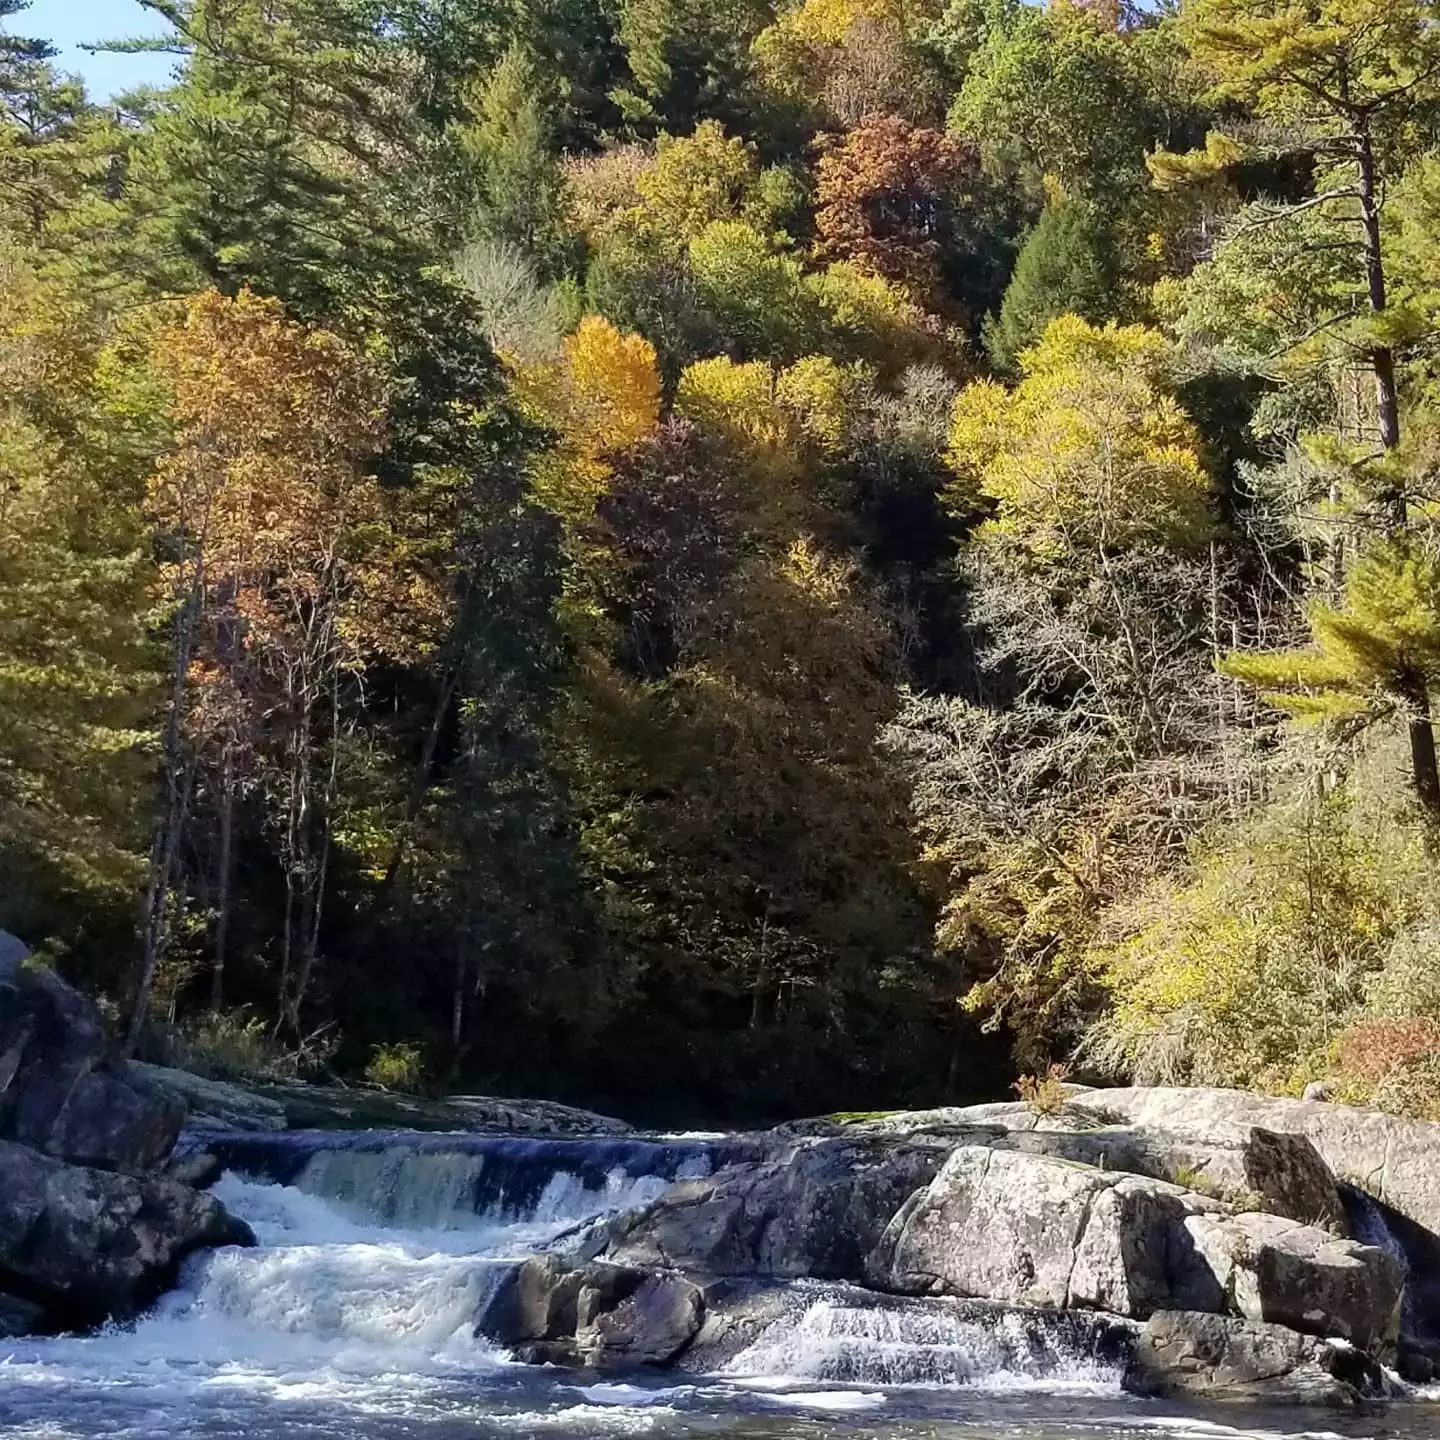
[
  {"xmin": 752, "ymin": 1389, "xmax": 888, "ymax": 1412},
  {"xmin": 720, "ymin": 1294, "xmax": 1127, "ymax": 1394},
  {"xmin": 490, "ymin": 1404, "xmax": 679, "ymax": 1430},
  {"xmin": 570, "ymin": 1382, "xmax": 694, "ymax": 1406},
  {"xmin": 1081, "ymin": 1419, "xmax": 1350, "ymax": 1440}
]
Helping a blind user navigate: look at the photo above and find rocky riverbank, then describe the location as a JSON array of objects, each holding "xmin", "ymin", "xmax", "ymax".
[
  {"xmin": 0, "ymin": 935, "xmax": 253, "ymax": 1334},
  {"xmin": 4, "ymin": 933, "xmax": 1440, "ymax": 1410}
]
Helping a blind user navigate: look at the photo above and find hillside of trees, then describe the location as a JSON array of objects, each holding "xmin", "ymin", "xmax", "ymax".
[{"xmin": 6, "ymin": 0, "xmax": 1440, "ymax": 1123}]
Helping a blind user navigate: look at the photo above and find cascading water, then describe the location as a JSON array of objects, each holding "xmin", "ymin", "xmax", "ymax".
[{"xmin": 0, "ymin": 1132, "xmax": 1396, "ymax": 1440}]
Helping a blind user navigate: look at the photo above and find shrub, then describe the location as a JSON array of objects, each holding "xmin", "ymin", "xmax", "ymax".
[
  {"xmin": 1014, "ymin": 1062, "xmax": 1070, "ymax": 1114},
  {"xmin": 365, "ymin": 1041, "xmax": 427, "ymax": 1093}
]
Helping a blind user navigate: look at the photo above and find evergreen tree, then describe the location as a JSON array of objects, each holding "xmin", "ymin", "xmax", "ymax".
[{"xmin": 982, "ymin": 196, "xmax": 1115, "ymax": 371}]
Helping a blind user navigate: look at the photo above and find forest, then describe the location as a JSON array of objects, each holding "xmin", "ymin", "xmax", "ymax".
[{"xmin": 4, "ymin": 0, "xmax": 1440, "ymax": 1124}]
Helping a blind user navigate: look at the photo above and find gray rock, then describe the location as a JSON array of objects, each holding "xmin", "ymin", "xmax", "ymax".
[
  {"xmin": 252, "ymin": 1083, "xmax": 632, "ymax": 1136},
  {"xmin": 131, "ymin": 1064, "xmax": 287, "ymax": 1133},
  {"xmin": 604, "ymin": 1138, "xmax": 946, "ymax": 1281},
  {"xmin": 1132, "ymin": 1310, "xmax": 1392, "ymax": 1407},
  {"xmin": 843, "ymin": 1110, "xmax": 1346, "ymax": 1232},
  {"xmin": 0, "ymin": 1138, "xmax": 254, "ymax": 1330},
  {"xmin": 0, "ymin": 949, "xmax": 184, "ymax": 1172},
  {"xmin": 867, "ymin": 1146, "xmax": 1400, "ymax": 1351},
  {"xmin": 477, "ymin": 1255, "xmax": 703, "ymax": 1367},
  {"xmin": 868, "ymin": 1147, "xmax": 1218, "ymax": 1311},
  {"xmin": 1183, "ymin": 1209, "xmax": 1403, "ymax": 1354},
  {"xmin": 164, "ymin": 1149, "xmax": 224, "ymax": 1190},
  {"xmin": 1072, "ymin": 1086, "xmax": 1440, "ymax": 1238}
]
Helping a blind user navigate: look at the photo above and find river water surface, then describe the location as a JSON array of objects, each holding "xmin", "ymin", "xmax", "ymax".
[{"xmin": 0, "ymin": 1132, "xmax": 1433, "ymax": 1440}]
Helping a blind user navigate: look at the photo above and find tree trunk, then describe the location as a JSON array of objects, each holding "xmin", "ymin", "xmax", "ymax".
[
  {"xmin": 1356, "ymin": 127, "xmax": 1404, "ymax": 525},
  {"xmin": 211, "ymin": 742, "xmax": 235, "ymax": 1011},
  {"xmin": 127, "ymin": 578, "xmax": 201, "ymax": 1056},
  {"xmin": 1401, "ymin": 672, "xmax": 1440, "ymax": 821}
]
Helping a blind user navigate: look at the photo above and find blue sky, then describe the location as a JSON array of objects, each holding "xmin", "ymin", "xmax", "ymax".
[{"xmin": 18, "ymin": 0, "xmax": 180, "ymax": 98}]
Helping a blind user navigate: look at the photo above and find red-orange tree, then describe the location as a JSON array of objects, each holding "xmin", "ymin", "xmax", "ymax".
[
  {"xmin": 814, "ymin": 115, "xmax": 977, "ymax": 298},
  {"xmin": 136, "ymin": 288, "xmax": 390, "ymax": 1043}
]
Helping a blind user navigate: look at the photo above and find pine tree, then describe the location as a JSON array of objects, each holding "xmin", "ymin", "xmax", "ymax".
[
  {"xmin": 982, "ymin": 197, "xmax": 1116, "ymax": 372},
  {"xmin": 1224, "ymin": 540, "xmax": 1440, "ymax": 819}
]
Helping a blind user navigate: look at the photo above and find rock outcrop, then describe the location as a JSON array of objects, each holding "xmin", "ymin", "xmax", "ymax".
[
  {"xmin": 0, "ymin": 1139, "xmax": 254, "ymax": 1330},
  {"xmin": 601, "ymin": 1138, "xmax": 946, "ymax": 1281},
  {"xmin": 478, "ymin": 1255, "xmax": 703, "ymax": 1366},
  {"xmin": 132, "ymin": 1063, "xmax": 288, "ymax": 1133},
  {"xmin": 1068, "ymin": 1086, "xmax": 1440, "ymax": 1239},
  {"xmin": 0, "ymin": 942, "xmax": 184, "ymax": 1172},
  {"xmin": 863, "ymin": 1146, "xmax": 1402, "ymax": 1351},
  {"xmin": 1132, "ymin": 1310, "xmax": 1393, "ymax": 1407},
  {"xmin": 0, "ymin": 933, "xmax": 253, "ymax": 1338}
]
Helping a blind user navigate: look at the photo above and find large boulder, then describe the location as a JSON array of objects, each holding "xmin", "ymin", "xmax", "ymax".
[
  {"xmin": 1132, "ymin": 1310, "xmax": 1393, "ymax": 1407},
  {"xmin": 867, "ymin": 1146, "xmax": 1402, "ymax": 1351},
  {"xmin": 602, "ymin": 1138, "xmax": 946, "ymax": 1281},
  {"xmin": 1183, "ymin": 1209, "xmax": 1402, "ymax": 1353},
  {"xmin": 477, "ymin": 1255, "xmax": 703, "ymax": 1367},
  {"xmin": 0, "ymin": 945, "xmax": 184, "ymax": 1171},
  {"xmin": 867, "ymin": 1147, "xmax": 1218, "ymax": 1312},
  {"xmin": 0, "ymin": 1138, "xmax": 254, "ymax": 1331}
]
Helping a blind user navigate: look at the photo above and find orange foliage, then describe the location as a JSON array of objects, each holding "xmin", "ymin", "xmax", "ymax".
[
  {"xmin": 148, "ymin": 289, "xmax": 396, "ymax": 727},
  {"xmin": 1336, "ymin": 1017, "xmax": 1440, "ymax": 1088},
  {"xmin": 813, "ymin": 115, "xmax": 976, "ymax": 299}
]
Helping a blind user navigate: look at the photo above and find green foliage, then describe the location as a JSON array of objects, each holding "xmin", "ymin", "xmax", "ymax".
[
  {"xmin": 1091, "ymin": 750, "xmax": 1432, "ymax": 1094},
  {"xmin": 983, "ymin": 197, "xmax": 1117, "ymax": 372},
  {"xmin": 11, "ymin": 0, "xmax": 1440, "ymax": 1124},
  {"xmin": 365, "ymin": 1041, "xmax": 428, "ymax": 1092},
  {"xmin": 459, "ymin": 45, "xmax": 568, "ymax": 264}
]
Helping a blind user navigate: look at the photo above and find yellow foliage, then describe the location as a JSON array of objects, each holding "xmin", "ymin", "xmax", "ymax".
[
  {"xmin": 562, "ymin": 314, "xmax": 661, "ymax": 455},
  {"xmin": 945, "ymin": 315, "xmax": 1212, "ymax": 558},
  {"xmin": 511, "ymin": 314, "xmax": 660, "ymax": 522},
  {"xmin": 753, "ymin": 0, "xmax": 938, "ymax": 105},
  {"xmin": 676, "ymin": 355, "xmax": 789, "ymax": 453},
  {"xmin": 774, "ymin": 354, "xmax": 863, "ymax": 452},
  {"xmin": 1092, "ymin": 774, "xmax": 1432, "ymax": 1092},
  {"xmin": 633, "ymin": 122, "xmax": 762, "ymax": 251},
  {"xmin": 1224, "ymin": 541, "xmax": 1440, "ymax": 722},
  {"xmin": 804, "ymin": 261, "xmax": 943, "ymax": 373}
]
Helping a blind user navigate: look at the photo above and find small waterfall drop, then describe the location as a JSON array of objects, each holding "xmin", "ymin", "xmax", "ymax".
[
  {"xmin": 0, "ymin": 1127, "xmax": 1175, "ymax": 1440},
  {"xmin": 719, "ymin": 1286, "xmax": 1130, "ymax": 1391}
]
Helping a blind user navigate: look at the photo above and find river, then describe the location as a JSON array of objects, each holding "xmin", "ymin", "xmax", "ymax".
[{"xmin": 0, "ymin": 1130, "xmax": 1433, "ymax": 1440}]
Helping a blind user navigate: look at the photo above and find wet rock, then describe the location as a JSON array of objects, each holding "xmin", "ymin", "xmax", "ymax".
[
  {"xmin": 163, "ymin": 1149, "xmax": 224, "ymax": 1190},
  {"xmin": 0, "ymin": 944, "xmax": 184, "ymax": 1172},
  {"xmin": 0, "ymin": 1138, "xmax": 254, "ymax": 1330},
  {"xmin": 477, "ymin": 1255, "xmax": 702, "ymax": 1367},
  {"xmin": 603, "ymin": 1138, "xmax": 946, "ymax": 1281},
  {"xmin": 1132, "ymin": 1310, "xmax": 1392, "ymax": 1407}
]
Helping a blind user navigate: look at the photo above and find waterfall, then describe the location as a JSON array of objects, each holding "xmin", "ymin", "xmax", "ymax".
[
  {"xmin": 718, "ymin": 1285, "xmax": 1131, "ymax": 1391},
  {"xmin": 0, "ymin": 1127, "xmax": 1166, "ymax": 1440}
]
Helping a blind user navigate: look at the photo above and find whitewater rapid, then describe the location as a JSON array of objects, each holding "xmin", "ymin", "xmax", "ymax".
[{"xmin": 0, "ymin": 1133, "xmax": 1405, "ymax": 1440}]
